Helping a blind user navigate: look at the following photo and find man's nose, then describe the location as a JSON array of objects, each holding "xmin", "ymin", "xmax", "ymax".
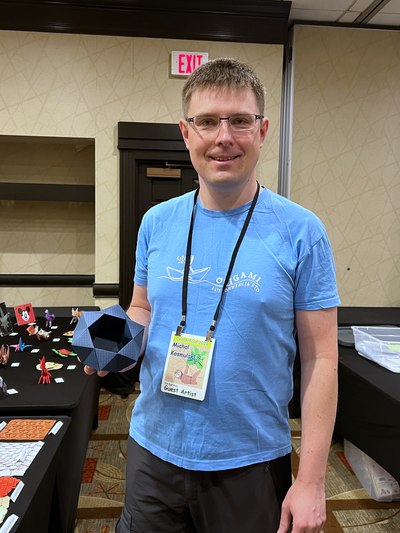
[{"xmin": 214, "ymin": 119, "xmax": 234, "ymax": 142}]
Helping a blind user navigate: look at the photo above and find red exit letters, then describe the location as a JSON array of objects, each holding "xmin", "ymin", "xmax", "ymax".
[
  {"xmin": 178, "ymin": 54, "xmax": 204, "ymax": 74},
  {"xmin": 171, "ymin": 51, "xmax": 208, "ymax": 76}
]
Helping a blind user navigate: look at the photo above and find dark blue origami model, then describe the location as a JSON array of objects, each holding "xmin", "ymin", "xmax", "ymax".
[{"xmin": 72, "ymin": 304, "xmax": 144, "ymax": 372}]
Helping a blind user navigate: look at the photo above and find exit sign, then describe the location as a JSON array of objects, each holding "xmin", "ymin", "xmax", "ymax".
[{"xmin": 171, "ymin": 51, "xmax": 208, "ymax": 76}]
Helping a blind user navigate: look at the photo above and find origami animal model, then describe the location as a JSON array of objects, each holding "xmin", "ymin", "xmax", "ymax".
[
  {"xmin": 44, "ymin": 309, "xmax": 55, "ymax": 328},
  {"xmin": 70, "ymin": 308, "xmax": 83, "ymax": 325},
  {"xmin": 10, "ymin": 338, "xmax": 32, "ymax": 352},
  {"xmin": 36, "ymin": 328, "xmax": 51, "ymax": 341}
]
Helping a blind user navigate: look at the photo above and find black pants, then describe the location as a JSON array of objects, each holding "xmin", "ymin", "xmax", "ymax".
[{"xmin": 116, "ymin": 437, "xmax": 292, "ymax": 533}]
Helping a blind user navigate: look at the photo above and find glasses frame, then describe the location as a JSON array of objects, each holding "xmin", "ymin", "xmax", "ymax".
[{"xmin": 186, "ymin": 114, "xmax": 264, "ymax": 134}]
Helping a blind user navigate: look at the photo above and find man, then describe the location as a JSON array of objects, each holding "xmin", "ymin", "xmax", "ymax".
[{"xmin": 87, "ymin": 58, "xmax": 340, "ymax": 533}]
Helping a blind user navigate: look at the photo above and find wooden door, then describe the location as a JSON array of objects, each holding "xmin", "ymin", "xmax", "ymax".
[{"xmin": 118, "ymin": 122, "xmax": 198, "ymax": 309}]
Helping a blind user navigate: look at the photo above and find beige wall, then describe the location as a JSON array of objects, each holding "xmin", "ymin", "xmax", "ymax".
[
  {"xmin": 291, "ymin": 26, "xmax": 400, "ymax": 306},
  {"xmin": 3, "ymin": 26, "xmax": 398, "ymax": 309},
  {"xmin": 0, "ymin": 31, "xmax": 283, "ymax": 308}
]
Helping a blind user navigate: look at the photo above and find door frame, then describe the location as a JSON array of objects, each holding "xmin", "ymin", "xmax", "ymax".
[{"xmin": 117, "ymin": 121, "xmax": 193, "ymax": 309}]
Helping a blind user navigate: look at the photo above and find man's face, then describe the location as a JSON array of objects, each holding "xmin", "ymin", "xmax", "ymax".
[{"xmin": 179, "ymin": 87, "xmax": 268, "ymax": 195}]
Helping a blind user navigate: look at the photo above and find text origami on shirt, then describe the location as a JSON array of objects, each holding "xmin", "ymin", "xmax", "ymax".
[{"xmin": 72, "ymin": 304, "xmax": 144, "ymax": 372}]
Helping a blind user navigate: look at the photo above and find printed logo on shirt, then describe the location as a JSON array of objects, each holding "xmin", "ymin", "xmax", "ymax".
[{"xmin": 158, "ymin": 256, "xmax": 262, "ymax": 293}]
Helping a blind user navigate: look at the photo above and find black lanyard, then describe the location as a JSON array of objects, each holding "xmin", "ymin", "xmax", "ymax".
[{"xmin": 176, "ymin": 182, "xmax": 260, "ymax": 341}]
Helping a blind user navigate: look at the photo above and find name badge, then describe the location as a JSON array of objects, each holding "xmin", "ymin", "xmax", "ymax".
[{"xmin": 161, "ymin": 332, "xmax": 215, "ymax": 401}]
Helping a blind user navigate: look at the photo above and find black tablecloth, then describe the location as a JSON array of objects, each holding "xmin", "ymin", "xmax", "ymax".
[
  {"xmin": 0, "ymin": 416, "xmax": 70, "ymax": 533},
  {"xmin": 0, "ymin": 307, "xmax": 101, "ymax": 533},
  {"xmin": 335, "ymin": 307, "xmax": 400, "ymax": 483}
]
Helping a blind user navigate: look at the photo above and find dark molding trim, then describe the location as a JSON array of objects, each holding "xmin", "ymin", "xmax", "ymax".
[
  {"xmin": 0, "ymin": 274, "xmax": 94, "ymax": 287},
  {"xmin": 92, "ymin": 283, "xmax": 119, "ymax": 298},
  {"xmin": 290, "ymin": 20, "xmax": 400, "ymax": 31},
  {"xmin": 0, "ymin": 183, "xmax": 95, "ymax": 203},
  {"xmin": 118, "ymin": 121, "xmax": 183, "ymax": 143},
  {"xmin": 0, "ymin": 0, "xmax": 291, "ymax": 44},
  {"xmin": 338, "ymin": 306, "xmax": 400, "ymax": 326},
  {"xmin": 0, "ymin": 275, "xmax": 119, "ymax": 298}
]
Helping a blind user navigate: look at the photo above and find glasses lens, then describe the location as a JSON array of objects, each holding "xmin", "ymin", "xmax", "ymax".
[
  {"xmin": 193, "ymin": 115, "xmax": 220, "ymax": 131},
  {"xmin": 229, "ymin": 114, "xmax": 256, "ymax": 131}
]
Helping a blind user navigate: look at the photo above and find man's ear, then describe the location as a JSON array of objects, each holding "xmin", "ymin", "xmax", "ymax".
[
  {"xmin": 179, "ymin": 118, "xmax": 190, "ymax": 149},
  {"xmin": 259, "ymin": 117, "xmax": 269, "ymax": 144}
]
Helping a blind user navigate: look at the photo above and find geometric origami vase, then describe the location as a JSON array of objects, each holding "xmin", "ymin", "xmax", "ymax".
[{"xmin": 72, "ymin": 304, "xmax": 145, "ymax": 372}]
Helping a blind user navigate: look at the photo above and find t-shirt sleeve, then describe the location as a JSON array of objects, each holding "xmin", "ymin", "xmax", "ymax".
[
  {"xmin": 294, "ymin": 230, "xmax": 340, "ymax": 310},
  {"xmin": 133, "ymin": 217, "xmax": 149, "ymax": 287}
]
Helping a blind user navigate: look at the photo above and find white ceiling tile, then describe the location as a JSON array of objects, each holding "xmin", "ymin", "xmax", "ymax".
[
  {"xmin": 290, "ymin": 8, "xmax": 346, "ymax": 22},
  {"xmin": 291, "ymin": 0, "xmax": 354, "ymax": 9},
  {"xmin": 381, "ymin": 0, "xmax": 400, "ymax": 12},
  {"xmin": 337, "ymin": 12, "xmax": 360, "ymax": 22},
  {"xmin": 350, "ymin": 0, "xmax": 378, "ymax": 12},
  {"xmin": 368, "ymin": 13, "xmax": 400, "ymax": 23}
]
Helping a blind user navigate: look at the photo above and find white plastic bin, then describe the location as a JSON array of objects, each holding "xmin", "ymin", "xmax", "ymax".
[
  {"xmin": 344, "ymin": 439, "xmax": 400, "ymax": 502},
  {"xmin": 351, "ymin": 326, "xmax": 400, "ymax": 373}
]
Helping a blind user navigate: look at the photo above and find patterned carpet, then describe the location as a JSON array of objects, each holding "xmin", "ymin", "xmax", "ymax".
[{"xmin": 74, "ymin": 390, "xmax": 400, "ymax": 533}]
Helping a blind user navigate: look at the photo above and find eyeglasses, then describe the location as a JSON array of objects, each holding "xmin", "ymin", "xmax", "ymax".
[{"xmin": 186, "ymin": 114, "xmax": 264, "ymax": 134}]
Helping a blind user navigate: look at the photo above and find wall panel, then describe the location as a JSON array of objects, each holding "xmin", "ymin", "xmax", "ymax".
[
  {"xmin": 291, "ymin": 26, "xmax": 400, "ymax": 306},
  {"xmin": 0, "ymin": 31, "xmax": 283, "ymax": 306}
]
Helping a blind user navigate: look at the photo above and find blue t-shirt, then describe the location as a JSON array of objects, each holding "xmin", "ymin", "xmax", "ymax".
[{"xmin": 130, "ymin": 187, "xmax": 340, "ymax": 470}]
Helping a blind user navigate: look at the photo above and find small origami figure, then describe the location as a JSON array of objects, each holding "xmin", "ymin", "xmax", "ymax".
[
  {"xmin": 44, "ymin": 309, "xmax": 55, "ymax": 328},
  {"xmin": 70, "ymin": 308, "xmax": 83, "ymax": 325},
  {"xmin": 0, "ymin": 344, "xmax": 10, "ymax": 366},
  {"xmin": 36, "ymin": 328, "xmax": 51, "ymax": 341},
  {"xmin": 38, "ymin": 356, "xmax": 52, "ymax": 384},
  {"xmin": 27, "ymin": 324, "xmax": 39, "ymax": 336},
  {"xmin": 52, "ymin": 348, "xmax": 77, "ymax": 358},
  {"xmin": 10, "ymin": 337, "xmax": 32, "ymax": 352},
  {"xmin": 0, "ymin": 376, "xmax": 7, "ymax": 398}
]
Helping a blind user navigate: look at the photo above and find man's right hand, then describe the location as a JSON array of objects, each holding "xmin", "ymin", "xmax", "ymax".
[
  {"xmin": 83, "ymin": 361, "xmax": 138, "ymax": 377},
  {"xmin": 83, "ymin": 365, "xmax": 109, "ymax": 377}
]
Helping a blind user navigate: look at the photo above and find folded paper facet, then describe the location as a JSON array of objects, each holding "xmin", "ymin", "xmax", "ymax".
[{"xmin": 72, "ymin": 305, "xmax": 144, "ymax": 372}]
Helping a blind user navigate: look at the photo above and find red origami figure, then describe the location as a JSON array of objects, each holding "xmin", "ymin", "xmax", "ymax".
[{"xmin": 38, "ymin": 356, "xmax": 52, "ymax": 384}]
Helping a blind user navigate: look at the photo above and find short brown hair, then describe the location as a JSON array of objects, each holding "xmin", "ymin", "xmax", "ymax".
[{"xmin": 182, "ymin": 58, "xmax": 265, "ymax": 116}]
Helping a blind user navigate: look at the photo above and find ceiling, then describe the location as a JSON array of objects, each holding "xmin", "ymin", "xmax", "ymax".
[
  {"xmin": 286, "ymin": 0, "xmax": 400, "ymax": 27},
  {"xmin": 0, "ymin": 1, "xmax": 398, "ymax": 46}
]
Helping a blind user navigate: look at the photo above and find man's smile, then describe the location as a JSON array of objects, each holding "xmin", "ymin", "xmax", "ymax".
[{"xmin": 209, "ymin": 155, "xmax": 240, "ymax": 161}]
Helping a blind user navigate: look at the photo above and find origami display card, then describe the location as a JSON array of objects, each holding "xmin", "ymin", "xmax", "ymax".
[
  {"xmin": 72, "ymin": 304, "xmax": 144, "ymax": 372},
  {"xmin": 0, "ymin": 303, "xmax": 13, "ymax": 337},
  {"xmin": 14, "ymin": 303, "xmax": 35, "ymax": 326}
]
